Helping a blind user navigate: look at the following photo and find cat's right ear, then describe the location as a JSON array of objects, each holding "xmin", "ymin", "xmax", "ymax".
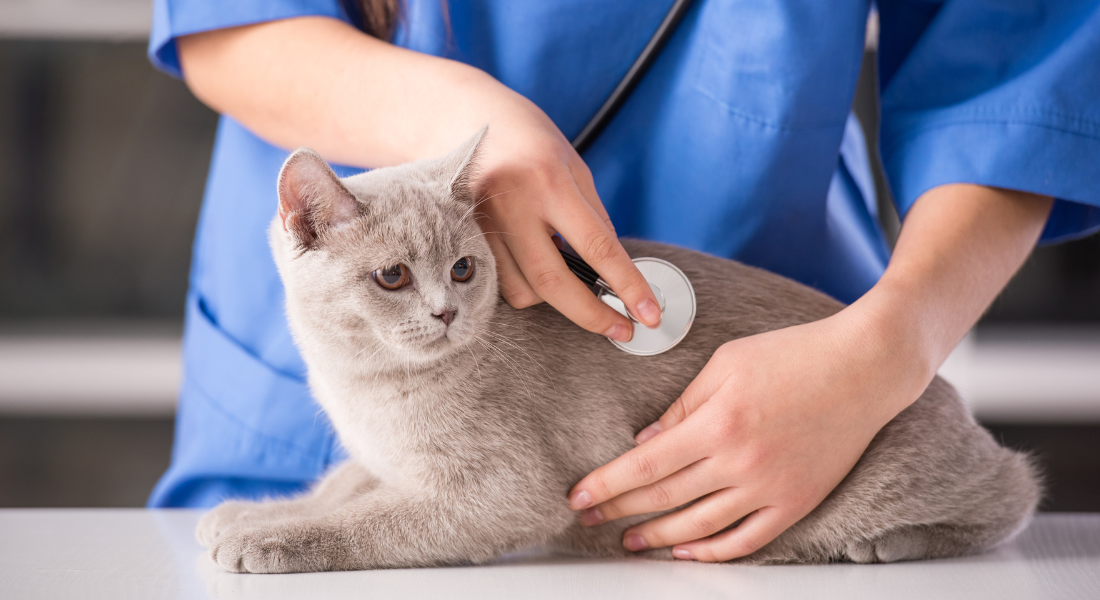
[
  {"xmin": 441, "ymin": 125, "xmax": 488, "ymax": 206},
  {"xmin": 277, "ymin": 149, "xmax": 358, "ymax": 249}
]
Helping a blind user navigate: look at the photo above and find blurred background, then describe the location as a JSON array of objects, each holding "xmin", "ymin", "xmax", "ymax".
[{"xmin": 1, "ymin": 5, "xmax": 1097, "ymax": 510}]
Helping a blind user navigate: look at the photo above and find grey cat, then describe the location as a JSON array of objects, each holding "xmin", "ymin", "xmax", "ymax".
[{"xmin": 197, "ymin": 129, "xmax": 1040, "ymax": 573}]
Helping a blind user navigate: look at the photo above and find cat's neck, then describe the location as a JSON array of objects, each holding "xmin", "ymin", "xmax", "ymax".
[{"xmin": 302, "ymin": 332, "xmax": 489, "ymax": 479}]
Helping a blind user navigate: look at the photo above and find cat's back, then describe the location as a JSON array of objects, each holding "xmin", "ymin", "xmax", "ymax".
[
  {"xmin": 620, "ymin": 238, "xmax": 845, "ymax": 335},
  {"xmin": 493, "ymin": 239, "xmax": 850, "ymax": 412},
  {"xmin": 480, "ymin": 240, "xmax": 851, "ymax": 473}
]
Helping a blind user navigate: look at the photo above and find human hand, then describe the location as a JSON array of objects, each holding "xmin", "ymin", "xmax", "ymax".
[
  {"xmin": 178, "ymin": 18, "xmax": 660, "ymax": 340},
  {"xmin": 566, "ymin": 309, "xmax": 931, "ymax": 561},
  {"xmin": 459, "ymin": 81, "xmax": 661, "ymax": 341}
]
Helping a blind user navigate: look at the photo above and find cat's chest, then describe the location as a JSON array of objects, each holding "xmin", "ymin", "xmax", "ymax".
[{"xmin": 321, "ymin": 370, "xmax": 494, "ymax": 474}]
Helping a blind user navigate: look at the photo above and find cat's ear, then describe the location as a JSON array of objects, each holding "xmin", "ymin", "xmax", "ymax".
[
  {"xmin": 277, "ymin": 149, "xmax": 359, "ymax": 248},
  {"xmin": 440, "ymin": 125, "xmax": 488, "ymax": 205}
]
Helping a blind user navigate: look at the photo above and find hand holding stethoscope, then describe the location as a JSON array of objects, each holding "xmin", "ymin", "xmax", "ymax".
[
  {"xmin": 558, "ymin": 0, "xmax": 697, "ymax": 355},
  {"xmin": 484, "ymin": 0, "xmax": 695, "ymax": 350}
]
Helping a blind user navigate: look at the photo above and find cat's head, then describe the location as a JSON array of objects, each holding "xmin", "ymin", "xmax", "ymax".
[{"xmin": 270, "ymin": 128, "xmax": 498, "ymax": 366}]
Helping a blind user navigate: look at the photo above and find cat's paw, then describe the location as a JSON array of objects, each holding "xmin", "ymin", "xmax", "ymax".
[
  {"xmin": 208, "ymin": 522, "xmax": 335, "ymax": 574},
  {"xmin": 845, "ymin": 527, "xmax": 942, "ymax": 564},
  {"xmin": 196, "ymin": 501, "xmax": 256, "ymax": 547}
]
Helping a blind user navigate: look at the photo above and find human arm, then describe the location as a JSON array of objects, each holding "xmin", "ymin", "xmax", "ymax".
[
  {"xmin": 176, "ymin": 16, "xmax": 662, "ymax": 339},
  {"xmin": 567, "ymin": 183, "xmax": 1053, "ymax": 561}
]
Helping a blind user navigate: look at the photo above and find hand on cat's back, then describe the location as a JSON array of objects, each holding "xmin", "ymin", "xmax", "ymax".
[{"xmin": 568, "ymin": 308, "xmax": 930, "ymax": 563}]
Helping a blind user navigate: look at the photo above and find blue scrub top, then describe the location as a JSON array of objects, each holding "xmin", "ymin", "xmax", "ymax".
[{"xmin": 146, "ymin": 0, "xmax": 1100, "ymax": 508}]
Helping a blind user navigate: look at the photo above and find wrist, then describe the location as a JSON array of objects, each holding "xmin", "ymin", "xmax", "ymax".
[
  {"xmin": 414, "ymin": 63, "xmax": 560, "ymax": 163},
  {"xmin": 406, "ymin": 62, "xmax": 503, "ymax": 157},
  {"xmin": 841, "ymin": 279, "xmax": 942, "ymax": 409}
]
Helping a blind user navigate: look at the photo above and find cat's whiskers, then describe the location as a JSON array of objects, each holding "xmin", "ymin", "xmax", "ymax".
[
  {"xmin": 460, "ymin": 230, "xmax": 505, "ymax": 245},
  {"xmin": 465, "ymin": 343, "xmax": 483, "ymax": 382},
  {"xmin": 356, "ymin": 344, "xmax": 393, "ymax": 371},
  {"xmin": 403, "ymin": 348, "xmax": 413, "ymax": 388},
  {"xmin": 483, "ymin": 343, "xmax": 533, "ymax": 402},
  {"xmin": 351, "ymin": 339, "xmax": 389, "ymax": 363},
  {"xmin": 483, "ymin": 330, "xmax": 541, "ymax": 392},
  {"xmin": 479, "ymin": 319, "xmax": 553, "ymax": 383},
  {"xmin": 459, "ymin": 228, "xmax": 519, "ymax": 245},
  {"xmin": 471, "ymin": 325, "xmax": 552, "ymax": 387},
  {"xmin": 472, "ymin": 335, "xmax": 534, "ymax": 402},
  {"xmin": 486, "ymin": 320, "xmax": 548, "ymax": 351},
  {"xmin": 461, "ymin": 188, "xmax": 517, "ymax": 221}
]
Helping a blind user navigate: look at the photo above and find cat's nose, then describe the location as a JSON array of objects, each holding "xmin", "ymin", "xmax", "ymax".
[{"xmin": 432, "ymin": 309, "xmax": 456, "ymax": 327}]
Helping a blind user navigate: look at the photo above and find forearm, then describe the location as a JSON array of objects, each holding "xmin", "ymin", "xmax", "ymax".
[
  {"xmin": 852, "ymin": 184, "xmax": 1053, "ymax": 412},
  {"xmin": 178, "ymin": 17, "xmax": 538, "ymax": 167}
]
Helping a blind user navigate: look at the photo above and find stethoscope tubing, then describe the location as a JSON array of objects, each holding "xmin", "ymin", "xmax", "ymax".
[
  {"xmin": 561, "ymin": 0, "xmax": 696, "ymax": 288},
  {"xmin": 569, "ymin": 0, "xmax": 696, "ymax": 154}
]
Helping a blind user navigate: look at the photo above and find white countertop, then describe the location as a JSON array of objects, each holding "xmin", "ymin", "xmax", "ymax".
[{"xmin": 1, "ymin": 510, "xmax": 1097, "ymax": 599}]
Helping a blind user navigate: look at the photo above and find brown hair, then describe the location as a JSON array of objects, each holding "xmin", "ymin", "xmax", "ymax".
[{"xmin": 357, "ymin": 0, "xmax": 403, "ymax": 40}]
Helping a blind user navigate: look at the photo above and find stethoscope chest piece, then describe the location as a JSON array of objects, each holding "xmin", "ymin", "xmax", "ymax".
[
  {"xmin": 598, "ymin": 258, "xmax": 696, "ymax": 356},
  {"xmin": 561, "ymin": 0, "xmax": 697, "ymax": 355}
]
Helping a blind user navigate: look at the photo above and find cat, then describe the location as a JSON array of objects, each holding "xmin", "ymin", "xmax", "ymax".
[{"xmin": 196, "ymin": 128, "xmax": 1040, "ymax": 573}]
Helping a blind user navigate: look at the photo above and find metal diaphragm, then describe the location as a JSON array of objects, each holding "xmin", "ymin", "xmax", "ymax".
[{"xmin": 597, "ymin": 258, "xmax": 696, "ymax": 356}]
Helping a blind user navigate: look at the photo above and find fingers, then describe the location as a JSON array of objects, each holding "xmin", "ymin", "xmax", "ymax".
[
  {"xmin": 485, "ymin": 230, "xmax": 540, "ymax": 308},
  {"xmin": 504, "ymin": 218, "xmax": 635, "ymax": 342},
  {"xmin": 567, "ymin": 160, "xmax": 615, "ymax": 234},
  {"xmin": 566, "ymin": 161, "xmax": 666, "ymax": 333},
  {"xmin": 552, "ymin": 195, "xmax": 661, "ymax": 328},
  {"xmin": 479, "ymin": 143, "xmax": 654, "ymax": 332},
  {"xmin": 578, "ymin": 459, "xmax": 718, "ymax": 526},
  {"xmin": 617, "ymin": 487, "xmax": 757, "ymax": 552},
  {"xmin": 635, "ymin": 356, "xmax": 731, "ymax": 445},
  {"xmin": 671, "ymin": 506, "xmax": 791, "ymax": 562},
  {"xmin": 568, "ymin": 425, "xmax": 699, "ymax": 510}
]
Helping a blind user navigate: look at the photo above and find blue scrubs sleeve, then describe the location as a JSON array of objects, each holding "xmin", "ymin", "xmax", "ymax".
[
  {"xmin": 148, "ymin": 0, "xmax": 350, "ymax": 78},
  {"xmin": 878, "ymin": 0, "xmax": 1100, "ymax": 243}
]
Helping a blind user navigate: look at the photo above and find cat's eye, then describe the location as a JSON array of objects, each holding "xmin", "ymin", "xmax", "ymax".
[
  {"xmin": 373, "ymin": 264, "xmax": 410, "ymax": 290},
  {"xmin": 451, "ymin": 256, "xmax": 475, "ymax": 282}
]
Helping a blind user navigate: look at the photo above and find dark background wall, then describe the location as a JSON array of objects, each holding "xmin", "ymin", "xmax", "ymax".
[
  {"xmin": 0, "ymin": 40, "xmax": 1097, "ymax": 511},
  {"xmin": 0, "ymin": 40, "xmax": 216, "ymax": 319}
]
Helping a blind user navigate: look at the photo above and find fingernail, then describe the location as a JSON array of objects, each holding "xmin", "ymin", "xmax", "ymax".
[
  {"xmin": 672, "ymin": 548, "xmax": 695, "ymax": 560},
  {"xmin": 569, "ymin": 489, "xmax": 593, "ymax": 510},
  {"xmin": 605, "ymin": 323, "xmax": 632, "ymax": 343},
  {"xmin": 623, "ymin": 534, "xmax": 650, "ymax": 552},
  {"xmin": 579, "ymin": 508, "xmax": 604, "ymax": 526},
  {"xmin": 634, "ymin": 422, "xmax": 663, "ymax": 445},
  {"xmin": 636, "ymin": 298, "xmax": 661, "ymax": 328}
]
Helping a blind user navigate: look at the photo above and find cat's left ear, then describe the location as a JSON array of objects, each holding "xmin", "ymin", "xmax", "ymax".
[
  {"xmin": 277, "ymin": 148, "xmax": 359, "ymax": 249},
  {"xmin": 440, "ymin": 125, "xmax": 488, "ymax": 205}
]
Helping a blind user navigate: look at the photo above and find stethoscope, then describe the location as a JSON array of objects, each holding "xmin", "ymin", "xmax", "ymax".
[{"xmin": 559, "ymin": 0, "xmax": 696, "ymax": 356}]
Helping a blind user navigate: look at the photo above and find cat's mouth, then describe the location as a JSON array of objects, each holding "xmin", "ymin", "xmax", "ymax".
[
  {"xmin": 412, "ymin": 328, "xmax": 459, "ymax": 355},
  {"xmin": 383, "ymin": 321, "xmax": 470, "ymax": 361}
]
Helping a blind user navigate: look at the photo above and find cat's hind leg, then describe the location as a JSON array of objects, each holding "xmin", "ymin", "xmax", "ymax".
[
  {"xmin": 843, "ymin": 522, "xmax": 1008, "ymax": 563},
  {"xmin": 196, "ymin": 461, "xmax": 377, "ymax": 547},
  {"xmin": 751, "ymin": 382, "xmax": 1040, "ymax": 565},
  {"xmin": 844, "ymin": 460, "xmax": 1040, "ymax": 564}
]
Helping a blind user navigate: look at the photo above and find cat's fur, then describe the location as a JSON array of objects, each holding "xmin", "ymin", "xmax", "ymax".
[{"xmin": 197, "ymin": 129, "xmax": 1040, "ymax": 573}]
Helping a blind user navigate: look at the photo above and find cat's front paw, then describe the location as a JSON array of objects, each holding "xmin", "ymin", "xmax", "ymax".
[
  {"xmin": 196, "ymin": 501, "xmax": 256, "ymax": 547},
  {"xmin": 209, "ymin": 522, "xmax": 336, "ymax": 574}
]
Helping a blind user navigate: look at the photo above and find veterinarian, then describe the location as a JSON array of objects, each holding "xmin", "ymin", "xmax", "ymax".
[{"xmin": 148, "ymin": 0, "xmax": 1100, "ymax": 562}]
